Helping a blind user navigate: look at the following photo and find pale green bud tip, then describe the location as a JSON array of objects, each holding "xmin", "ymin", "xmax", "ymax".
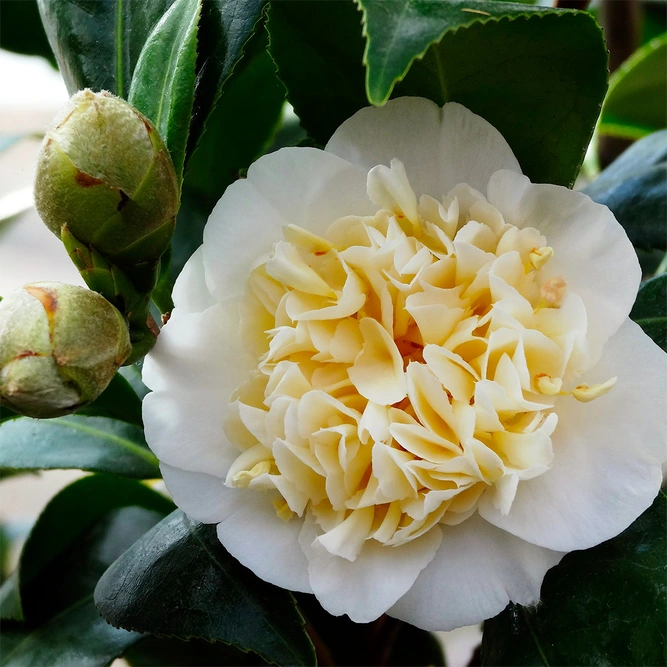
[
  {"xmin": 34, "ymin": 89, "xmax": 179, "ymax": 264},
  {"xmin": 0, "ymin": 283, "xmax": 131, "ymax": 419}
]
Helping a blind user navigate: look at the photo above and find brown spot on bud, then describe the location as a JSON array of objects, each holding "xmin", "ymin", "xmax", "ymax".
[
  {"xmin": 143, "ymin": 119, "xmax": 153, "ymax": 134},
  {"xmin": 25, "ymin": 285, "xmax": 58, "ymax": 316},
  {"xmin": 14, "ymin": 350, "xmax": 43, "ymax": 360},
  {"xmin": 56, "ymin": 109, "xmax": 76, "ymax": 129},
  {"xmin": 161, "ymin": 312, "xmax": 171, "ymax": 325},
  {"xmin": 74, "ymin": 170, "xmax": 105, "ymax": 188}
]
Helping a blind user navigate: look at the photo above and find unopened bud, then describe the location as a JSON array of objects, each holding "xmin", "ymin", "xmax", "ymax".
[
  {"xmin": 34, "ymin": 90, "xmax": 178, "ymax": 265},
  {"xmin": 0, "ymin": 283, "xmax": 131, "ymax": 418}
]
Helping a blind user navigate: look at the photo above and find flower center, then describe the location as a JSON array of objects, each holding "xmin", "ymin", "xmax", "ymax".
[{"xmin": 224, "ymin": 159, "xmax": 615, "ymax": 561}]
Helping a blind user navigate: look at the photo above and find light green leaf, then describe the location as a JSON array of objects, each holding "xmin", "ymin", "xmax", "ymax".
[
  {"xmin": 129, "ymin": 0, "xmax": 202, "ymax": 181},
  {"xmin": 600, "ymin": 33, "xmax": 667, "ymax": 139},
  {"xmin": 0, "ymin": 415, "xmax": 159, "ymax": 479}
]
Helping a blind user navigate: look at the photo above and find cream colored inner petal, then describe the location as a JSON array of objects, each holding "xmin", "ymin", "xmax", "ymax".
[{"xmin": 222, "ymin": 158, "xmax": 613, "ymax": 560}]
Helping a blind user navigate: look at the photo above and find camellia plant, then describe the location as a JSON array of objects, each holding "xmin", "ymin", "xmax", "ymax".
[{"xmin": 0, "ymin": 1, "xmax": 665, "ymax": 666}]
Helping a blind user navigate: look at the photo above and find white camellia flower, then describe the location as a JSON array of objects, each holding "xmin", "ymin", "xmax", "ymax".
[{"xmin": 143, "ymin": 98, "xmax": 667, "ymax": 630}]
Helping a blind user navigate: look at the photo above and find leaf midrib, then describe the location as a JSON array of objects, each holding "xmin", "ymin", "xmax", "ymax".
[{"xmin": 50, "ymin": 418, "xmax": 158, "ymax": 467}]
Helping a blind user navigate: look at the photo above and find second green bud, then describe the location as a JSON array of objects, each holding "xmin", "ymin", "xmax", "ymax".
[{"xmin": 35, "ymin": 90, "xmax": 179, "ymax": 266}]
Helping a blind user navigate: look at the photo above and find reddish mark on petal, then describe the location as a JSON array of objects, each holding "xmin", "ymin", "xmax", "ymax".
[
  {"xmin": 24, "ymin": 285, "xmax": 58, "ymax": 316},
  {"xmin": 314, "ymin": 251, "xmax": 327, "ymax": 256},
  {"xmin": 14, "ymin": 350, "xmax": 42, "ymax": 360},
  {"xmin": 75, "ymin": 170, "xmax": 104, "ymax": 188}
]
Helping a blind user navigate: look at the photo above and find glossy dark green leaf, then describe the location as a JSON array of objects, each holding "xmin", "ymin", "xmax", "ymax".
[
  {"xmin": 129, "ymin": 0, "xmax": 202, "ymax": 181},
  {"xmin": 0, "ymin": 0, "xmax": 54, "ymax": 63},
  {"xmin": 1, "ymin": 598, "xmax": 140, "ymax": 667},
  {"xmin": 267, "ymin": 0, "xmax": 367, "ymax": 147},
  {"xmin": 0, "ymin": 475, "xmax": 173, "ymax": 623},
  {"xmin": 583, "ymin": 130, "xmax": 667, "ymax": 251},
  {"xmin": 185, "ymin": 0, "xmax": 267, "ymax": 152},
  {"xmin": 77, "ymin": 372, "xmax": 143, "ymax": 425},
  {"xmin": 481, "ymin": 491, "xmax": 666, "ymax": 666},
  {"xmin": 170, "ymin": 27, "xmax": 284, "ymax": 280},
  {"xmin": 37, "ymin": 0, "xmax": 177, "ymax": 96},
  {"xmin": 600, "ymin": 33, "xmax": 667, "ymax": 139},
  {"xmin": 0, "ymin": 488, "xmax": 170, "ymax": 666},
  {"xmin": 359, "ymin": 0, "xmax": 546, "ymax": 105},
  {"xmin": 95, "ymin": 510, "xmax": 316, "ymax": 667},
  {"xmin": 19, "ymin": 475, "xmax": 173, "ymax": 601},
  {"xmin": 631, "ymin": 274, "xmax": 667, "ymax": 351},
  {"xmin": 0, "ymin": 415, "xmax": 158, "ymax": 479},
  {"xmin": 185, "ymin": 30, "xmax": 284, "ymax": 202},
  {"xmin": 269, "ymin": 0, "xmax": 607, "ymax": 187}
]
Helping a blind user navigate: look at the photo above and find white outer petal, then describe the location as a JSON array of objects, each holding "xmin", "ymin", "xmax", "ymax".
[
  {"xmin": 487, "ymin": 170, "xmax": 641, "ymax": 363},
  {"xmin": 216, "ymin": 491, "xmax": 312, "ymax": 594},
  {"xmin": 203, "ymin": 147, "xmax": 375, "ymax": 301},
  {"xmin": 479, "ymin": 319, "xmax": 667, "ymax": 552},
  {"xmin": 389, "ymin": 514, "xmax": 564, "ymax": 631},
  {"xmin": 326, "ymin": 97, "xmax": 521, "ymax": 197},
  {"xmin": 299, "ymin": 513, "xmax": 442, "ymax": 623},
  {"xmin": 143, "ymin": 299, "xmax": 254, "ymax": 476},
  {"xmin": 160, "ymin": 463, "xmax": 231, "ymax": 524},
  {"xmin": 171, "ymin": 245, "xmax": 216, "ymax": 314}
]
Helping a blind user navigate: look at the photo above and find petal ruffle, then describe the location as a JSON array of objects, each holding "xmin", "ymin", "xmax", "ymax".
[
  {"xmin": 389, "ymin": 514, "xmax": 563, "ymax": 631},
  {"xmin": 203, "ymin": 147, "xmax": 375, "ymax": 301},
  {"xmin": 326, "ymin": 98, "xmax": 521, "ymax": 198},
  {"xmin": 488, "ymin": 170, "xmax": 641, "ymax": 363},
  {"xmin": 479, "ymin": 319, "xmax": 667, "ymax": 551},
  {"xmin": 299, "ymin": 514, "xmax": 442, "ymax": 623}
]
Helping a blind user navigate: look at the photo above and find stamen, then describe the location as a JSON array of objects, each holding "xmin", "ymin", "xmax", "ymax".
[
  {"xmin": 572, "ymin": 377, "xmax": 617, "ymax": 402},
  {"xmin": 529, "ymin": 246, "xmax": 554, "ymax": 270},
  {"xmin": 539, "ymin": 275, "xmax": 567, "ymax": 308},
  {"xmin": 535, "ymin": 373, "xmax": 562, "ymax": 395}
]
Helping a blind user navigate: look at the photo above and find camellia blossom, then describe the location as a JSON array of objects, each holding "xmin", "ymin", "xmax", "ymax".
[{"xmin": 143, "ymin": 98, "xmax": 667, "ymax": 630}]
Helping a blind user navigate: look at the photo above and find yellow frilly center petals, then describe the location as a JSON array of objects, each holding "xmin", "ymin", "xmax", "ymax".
[
  {"xmin": 224, "ymin": 158, "xmax": 614, "ymax": 560},
  {"xmin": 349, "ymin": 317, "xmax": 407, "ymax": 404}
]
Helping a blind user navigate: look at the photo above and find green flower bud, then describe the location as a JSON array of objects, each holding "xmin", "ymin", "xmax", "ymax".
[
  {"xmin": 34, "ymin": 90, "xmax": 179, "ymax": 265},
  {"xmin": 0, "ymin": 283, "xmax": 131, "ymax": 419}
]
